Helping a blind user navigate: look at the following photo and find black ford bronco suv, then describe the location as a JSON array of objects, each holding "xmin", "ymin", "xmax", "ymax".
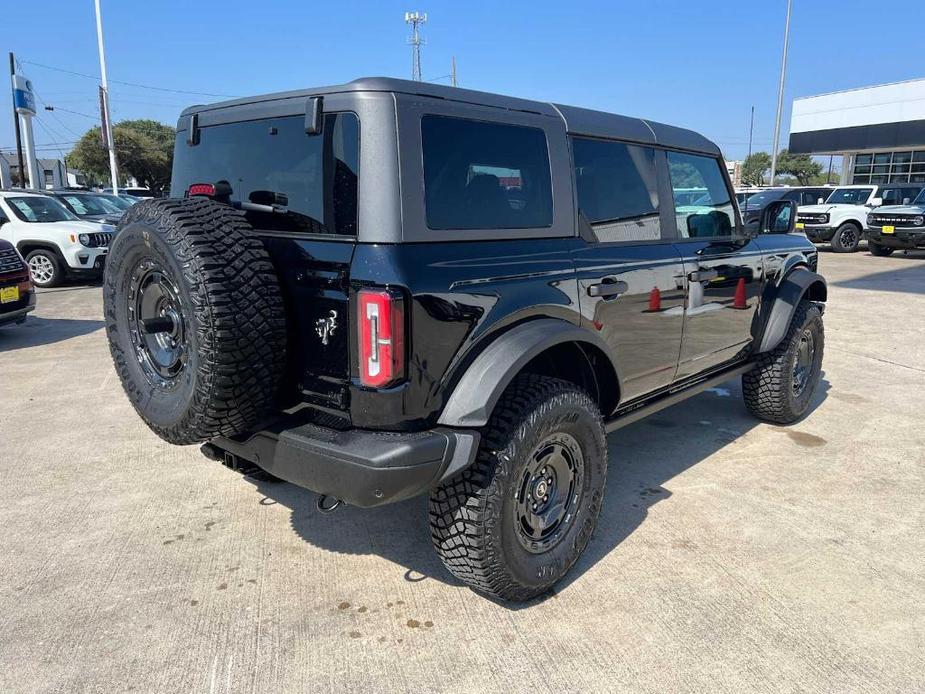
[{"xmin": 104, "ymin": 78, "xmax": 826, "ymax": 601}]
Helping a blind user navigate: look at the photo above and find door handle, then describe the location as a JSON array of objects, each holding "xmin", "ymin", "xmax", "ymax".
[
  {"xmin": 587, "ymin": 276, "xmax": 629, "ymax": 298},
  {"xmin": 688, "ymin": 269, "xmax": 719, "ymax": 283}
]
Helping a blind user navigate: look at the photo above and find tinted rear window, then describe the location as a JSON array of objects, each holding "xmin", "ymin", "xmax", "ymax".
[
  {"xmin": 572, "ymin": 137, "xmax": 660, "ymax": 242},
  {"xmin": 422, "ymin": 115, "xmax": 553, "ymax": 230},
  {"xmin": 171, "ymin": 113, "xmax": 359, "ymax": 236}
]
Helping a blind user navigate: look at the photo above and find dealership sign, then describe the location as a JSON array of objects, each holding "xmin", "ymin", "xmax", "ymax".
[{"xmin": 12, "ymin": 75, "xmax": 36, "ymax": 116}]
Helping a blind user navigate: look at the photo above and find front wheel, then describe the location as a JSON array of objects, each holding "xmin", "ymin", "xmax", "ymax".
[
  {"xmin": 26, "ymin": 249, "xmax": 63, "ymax": 288},
  {"xmin": 831, "ymin": 223, "xmax": 861, "ymax": 253},
  {"xmin": 429, "ymin": 375, "xmax": 608, "ymax": 602},
  {"xmin": 868, "ymin": 241, "xmax": 895, "ymax": 257},
  {"xmin": 743, "ymin": 300, "xmax": 824, "ymax": 424}
]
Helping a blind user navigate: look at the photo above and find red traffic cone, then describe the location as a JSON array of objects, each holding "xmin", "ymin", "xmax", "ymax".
[
  {"xmin": 732, "ymin": 277, "xmax": 747, "ymax": 310},
  {"xmin": 644, "ymin": 286, "xmax": 661, "ymax": 313}
]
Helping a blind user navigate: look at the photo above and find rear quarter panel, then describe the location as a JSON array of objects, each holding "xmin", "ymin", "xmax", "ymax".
[{"xmin": 348, "ymin": 239, "xmax": 582, "ymax": 428}]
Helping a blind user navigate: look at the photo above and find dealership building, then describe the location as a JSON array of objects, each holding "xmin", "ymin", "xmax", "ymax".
[{"xmin": 789, "ymin": 77, "xmax": 925, "ymax": 185}]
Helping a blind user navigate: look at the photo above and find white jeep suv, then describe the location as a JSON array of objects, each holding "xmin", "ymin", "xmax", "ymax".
[
  {"xmin": 0, "ymin": 191, "xmax": 113, "ymax": 287},
  {"xmin": 796, "ymin": 183, "xmax": 923, "ymax": 253}
]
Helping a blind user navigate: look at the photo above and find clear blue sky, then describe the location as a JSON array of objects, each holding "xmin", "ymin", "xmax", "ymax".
[{"xmin": 3, "ymin": 0, "xmax": 923, "ymax": 165}]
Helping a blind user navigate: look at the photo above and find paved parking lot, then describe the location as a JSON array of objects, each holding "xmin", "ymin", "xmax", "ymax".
[{"xmin": 1, "ymin": 250, "xmax": 923, "ymax": 693}]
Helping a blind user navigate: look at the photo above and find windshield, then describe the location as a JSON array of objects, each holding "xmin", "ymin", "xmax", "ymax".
[
  {"xmin": 104, "ymin": 195, "xmax": 136, "ymax": 210},
  {"xmin": 6, "ymin": 196, "xmax": 78, "ymax": 223},
  {"xmin": 60, "ymin": 193, "xmax": 122, "ymax": 216},
  {"xmin": 743, "ymin": 190, "xmax": 782, "ymax": 207},
  {"xmin": 912, "ymin": 189, "xmax": 925, "ymax": 205},
  {"xmin": 826, "ymin": 188, "xmax": 873, "ymax": 205}
]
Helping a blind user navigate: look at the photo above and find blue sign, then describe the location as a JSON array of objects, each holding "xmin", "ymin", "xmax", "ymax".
[{"xmin": 12, "ymin": 75, "xmax": 35, "ymax": 116}]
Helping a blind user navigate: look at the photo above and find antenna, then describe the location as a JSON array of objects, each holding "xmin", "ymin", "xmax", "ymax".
[{"xmin": 405, "ymin": 11, "xmax": 427, "ymax": 82}]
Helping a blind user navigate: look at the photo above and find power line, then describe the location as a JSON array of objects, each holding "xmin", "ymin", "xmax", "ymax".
[{"xmin": 21, "ymin": 59, "xmax": 240, "ymax": 98}]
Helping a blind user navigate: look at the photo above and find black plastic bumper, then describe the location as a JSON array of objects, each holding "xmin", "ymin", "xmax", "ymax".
[
  {"xmin": 212, "ymin": 422, "xmax": 480, "ymax": 508},
  {"xmin": 866, "ymin": 230, "xmax": 925, "ymax": 248},
  {"xmin": 803, "ymin": 226, "xmax": 834, "ymax": 242}
]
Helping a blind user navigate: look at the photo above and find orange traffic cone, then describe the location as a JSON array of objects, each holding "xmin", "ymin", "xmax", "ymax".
[
  {"xmin": 732, "ymin": 277, "xmax": 747, "ymax": 310},
  {"xmin": 644, "ymin": 286, "xmax": 661, "ymax": 313}
]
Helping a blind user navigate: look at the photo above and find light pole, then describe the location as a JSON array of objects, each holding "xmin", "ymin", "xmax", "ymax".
[
  {"xmin": 94, "ymin": 0, "xmax": 119, "ymax": 194},
  {"xmin": 769, "ymin": 0, "xmax": 792, "ymax": 186}
]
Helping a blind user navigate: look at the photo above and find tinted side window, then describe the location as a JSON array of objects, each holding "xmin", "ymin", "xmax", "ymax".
[
  {"xmin": 572, "ymin": 137, "xmax": 660, "ymax": 242},
  {"xmin": 422, "ymin": 115, "xmax": 553, "ymax": 230},
  {"xmin": 171, "ymin": 112, "xmax": 359, "ymax": 236},
  {"xmin": 667, "ymin": 151, "xmax": 736, "ymax": 238},
  {"xmin": 880, "ymin": 187, "xmax": 902, "ymax": 205}
]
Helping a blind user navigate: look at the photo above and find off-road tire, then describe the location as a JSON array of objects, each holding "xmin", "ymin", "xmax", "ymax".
[
  {"xmin": 868, "ymin": 241, "xmax": 895, "ymax": 257},
  {"xmin": 429, "ymin": 374, "xmax": 607, "ymax": 602},
  {"xmin": 743, "ymin": 300, "xmax": 824, "ymax": 424},
  {"xmin": 25, "ymin": 249, "xmax": 63, "ymax": 288},
  {"xmin": 831, "ymin": 223, "xmax": 861, "ymax": 253},
  {"xmin": 104, "ymin": 198, "xmax": 286, "ymax": 445}
]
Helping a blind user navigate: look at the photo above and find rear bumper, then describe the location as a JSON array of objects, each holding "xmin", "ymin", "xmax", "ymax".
[
  {"xmin": 866, "ymin": 229, "xmax": 925, "ymax": 248},
  {"xmin": 212, "ymin": 422, "xmax": 480, "ymax": 508}
]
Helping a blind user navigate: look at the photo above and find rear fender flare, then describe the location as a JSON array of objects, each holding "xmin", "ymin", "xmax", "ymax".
[
  {"xmin": 437, "ymin": 319, "xmax": 615, "ymax": 428},
  {"xmin": 756, "ymin": 267, "xmax": 826, "ymax": 353}
]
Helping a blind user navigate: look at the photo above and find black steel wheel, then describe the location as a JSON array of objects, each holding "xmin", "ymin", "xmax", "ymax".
[
  {"xmin": 831, "ymin": 223, "xmax": 861, "ymax": 253},
  {"xmin": 514, "ymin": 433, "xmax": 584, "ymax": 554},
  {"xmin": 430, "ymin": 374, "xmax": 607, "ymax": 602}
]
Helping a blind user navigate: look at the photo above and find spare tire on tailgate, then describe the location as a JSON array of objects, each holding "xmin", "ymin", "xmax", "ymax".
[{"xmin": 104, "ymin": 198, "xmax": 286, "ymax": 445}]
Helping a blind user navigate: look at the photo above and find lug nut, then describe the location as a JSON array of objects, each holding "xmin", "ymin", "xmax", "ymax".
[{"xmin": 544, "ymin": 495, "xmax": 549, "ymax": 502}]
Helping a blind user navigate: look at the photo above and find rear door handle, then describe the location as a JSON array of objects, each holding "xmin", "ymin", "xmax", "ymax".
[
  {"xmin": 688, "ymin": 269, "xmax": 719, "ymax": 282},
  {"xmin": 587, "ymin": 277, "xmax": 629, "ymax": 298}
]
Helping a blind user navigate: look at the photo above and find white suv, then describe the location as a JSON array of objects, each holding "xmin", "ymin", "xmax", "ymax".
[
  {"xmin": 0, "ymin": 191, "xmax": 113, "ymax": 287},
  {"xmin": 796, "ymin": 183, "xmax": 923, "ymax": 252}
]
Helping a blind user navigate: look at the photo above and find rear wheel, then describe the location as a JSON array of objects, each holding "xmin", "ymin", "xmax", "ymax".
[
  {"xmin": 429, "ymin": 374, "xmax": 607, "ymax": 601},
  {"xmin": 26, "ymin": 249, "xmax": 63, "ymax": 288},
  {"xmin": 831, "ymin": 223, "xmax": 861, "ymax": 253},
  {"xmin": 743, "ymin": 300, "xmax": 824, "ymax": 424},
  {"xmin": 104, "ymin": 198, "xmax": 287, "ymax": 445},
  {"xmin": 868, "ymin": 241, "xmax": 895, "ymax": 257}
]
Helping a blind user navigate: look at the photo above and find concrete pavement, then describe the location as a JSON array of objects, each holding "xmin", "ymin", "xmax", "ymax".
[{"xmin": 0, "ymin": 250, "xmax": 923, "ymax": 693}]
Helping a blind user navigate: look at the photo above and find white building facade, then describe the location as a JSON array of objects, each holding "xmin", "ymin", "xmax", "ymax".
[{"xmin": 789, "ymin": 77, "xmax": 925, "ymax": 185}]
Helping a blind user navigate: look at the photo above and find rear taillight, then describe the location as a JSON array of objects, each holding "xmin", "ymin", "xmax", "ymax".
[
  {"xmin": 358, "ymin": 288, "xmax": 405, "ymax": 388},
  {"xmin": 187, "ymin": 183, "xmax": 215, "ymax": 197}
]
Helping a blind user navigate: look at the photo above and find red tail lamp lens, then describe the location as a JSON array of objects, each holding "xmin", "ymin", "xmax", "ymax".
[{"xmin": 357, "ymin": 289, "xmax": 405, "ymax": 388}]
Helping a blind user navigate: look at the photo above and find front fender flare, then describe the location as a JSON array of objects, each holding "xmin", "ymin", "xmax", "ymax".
[
  {"xmin": 756, "ymin": 267, "xmax": 826, "ymax": 353},
  {"xmin": 437, "ymin": 319, "xmax": 613, "ymax": 428}
]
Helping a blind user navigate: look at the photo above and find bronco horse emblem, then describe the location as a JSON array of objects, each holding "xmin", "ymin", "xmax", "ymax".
[{"xmin": 315, "ymin": 310, "xmax": 338, "ymax": 346}]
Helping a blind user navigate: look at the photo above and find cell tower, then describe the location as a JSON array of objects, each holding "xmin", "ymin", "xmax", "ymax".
[{"xmin": 405, "ymin": 11, "xmax": 427, "ymax": 82}]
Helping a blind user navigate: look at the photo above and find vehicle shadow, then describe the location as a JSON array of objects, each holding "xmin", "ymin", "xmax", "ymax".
[
  {"xmin": 243, "ymin": 375, "xmax": 830, "ymax": 606},
  {"xmin": 832, "ymin": 261, "xmax": 925, "ymax": 295},
  {"xmin": 0, "ymin": 316, "xmax": 105, "ymax": 352}
]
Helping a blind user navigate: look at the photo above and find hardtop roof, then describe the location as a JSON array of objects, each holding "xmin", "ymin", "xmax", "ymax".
[{"xmin": 179, "ymin": 76, "xmax": 720, "ymax": 156}]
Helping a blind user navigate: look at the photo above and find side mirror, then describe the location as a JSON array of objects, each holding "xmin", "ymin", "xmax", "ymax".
[
  {"xmin": 760, "ymin": 200, "xmax": 796, "ymax": 234},
  {"xmin": 903, "ymin": 197, "xmax": 911, "ymax": 205},
  {"xmin": 870, "ymin": 197, "xmax": 883, "ymax": 207},
  {"xmin": 817, "ymin": 197, "xmax": 825, "ymax": 204}
]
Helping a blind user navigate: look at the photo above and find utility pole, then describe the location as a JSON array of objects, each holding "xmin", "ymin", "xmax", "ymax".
[
  {"xmin": 747, "ymin": 106, "xmax": 755, "ymax": 165},
  {"xmin": 451, "ymin": 55, "xmax": 457, "ymax": 87},
  {"xmin": 94, "ymin": 0, "xmax": 119, "ymax": 194},
  {"xmin": 769, "ymin": 0, "xmax": 792, "ymax": 187},
  {"xmin": 405, "ymin": 11, "xmax": 427, "ymax": 82},
  {"xmin": 8, "ymin": 53, "xmax": 26, "ymax": 187}
]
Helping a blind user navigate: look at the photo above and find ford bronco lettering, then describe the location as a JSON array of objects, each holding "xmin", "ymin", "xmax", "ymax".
[{"xmin": 104, "ymin": 78, "xmax": 826, "ymax": 601}]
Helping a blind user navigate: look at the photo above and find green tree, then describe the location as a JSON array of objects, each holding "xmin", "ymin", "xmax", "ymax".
[
  {"xmin": 775, "ymin": 150, "xmax": 823, "ymax": 186},
  {"xmin": 741, "ymin": 152, "xmax": 771, "ymax": 185},
  {"xmin": 67, "ymin": 119, "xmax": 175, "ymax": 191}
]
